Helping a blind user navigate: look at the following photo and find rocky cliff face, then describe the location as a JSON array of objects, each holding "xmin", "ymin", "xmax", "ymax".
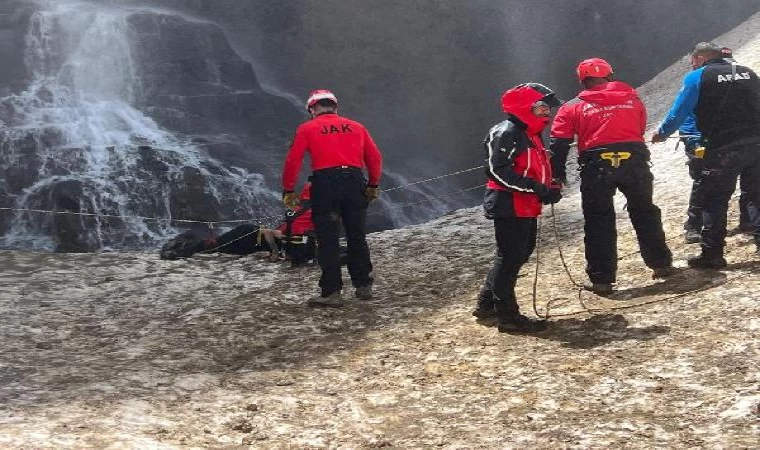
[{"xmin": 0, "ymin": 1, "xmax": 302, "ymax": 251}]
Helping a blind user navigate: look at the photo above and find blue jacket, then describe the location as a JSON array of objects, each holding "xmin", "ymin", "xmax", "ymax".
[
  {"xmin": 679, "ymin": 113, "xmax": 701, "ymax": 151},
  {"xmin": 658, "ymin": 68, "xmax": 703, "ymax": 138}
]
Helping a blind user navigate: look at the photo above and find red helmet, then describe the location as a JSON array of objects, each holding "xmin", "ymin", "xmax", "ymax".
[
  {"xmin": 576, "ymin": 58, "xmax": 613, "ymax": 82},
  {"xmin": 306, "ymin": 89, "xmax": 338, "ymax": 110}
]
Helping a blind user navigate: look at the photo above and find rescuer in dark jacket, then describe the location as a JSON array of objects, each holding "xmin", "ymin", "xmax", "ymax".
[
  {"xmin": 550, "ymin": 58, "xmax": 674, "ymax": 295},
  {"xmin": 282, "ymin": 89, "xmax": 383, "ymax": 307},
  {"xmin": 472, "ymin": 83, "xmax": 562, "ymax": 333},
  {"xmin": 652, "ymin": 42, "xmax": 760, "ymax": 267}
]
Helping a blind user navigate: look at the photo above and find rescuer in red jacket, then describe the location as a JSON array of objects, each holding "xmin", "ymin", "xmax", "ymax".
[
  {"xmin": 282, "ymin": 89, "xmax": 383, "ymax": 307},
  {"xmin": 472, "ymin": 83, "xmax": 562, "ymax": 333},
  {"xmin": 549, "ymin": 58, "xmax": 674, "ymax": 295}
]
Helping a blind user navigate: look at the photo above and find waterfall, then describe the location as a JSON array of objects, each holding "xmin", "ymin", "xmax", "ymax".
[{"xmin": 0, "ymin": 0, "xmax": 281, "ymax": 251}]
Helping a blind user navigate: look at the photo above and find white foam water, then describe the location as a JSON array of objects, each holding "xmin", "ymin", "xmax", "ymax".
[{"xmin": 0, "ymin": 0, "xmax": 280, "ymax": 251}]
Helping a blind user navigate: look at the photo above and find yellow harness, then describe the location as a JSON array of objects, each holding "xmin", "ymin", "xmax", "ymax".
[{"xmin": 599, "ymin": 151, "xmax": 631, "ymax": 168}]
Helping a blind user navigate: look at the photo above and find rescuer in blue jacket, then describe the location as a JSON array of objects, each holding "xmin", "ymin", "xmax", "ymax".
[{"xmin": 652, "ymin": 42, "xmax": 760, "ymax": 267}]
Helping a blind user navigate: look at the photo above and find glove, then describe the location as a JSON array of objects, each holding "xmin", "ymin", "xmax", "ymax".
[
  {"xmin": 535, "ymin": 184, "xmax": 562, "ymax": 205},
  {"xmin": 365, "ymin": 185, "xmax": 380, "ymax": 202},
  {"xmin": 282, "ymin": 191, "xmax": 299, "ymax": 210},
  {"xmin": 552, "ymin": 176, "xmax": 567, "ymax": 187},
  {"xmin": 650, "ymin": 133, "xmax": 668, "ymax": 143}
]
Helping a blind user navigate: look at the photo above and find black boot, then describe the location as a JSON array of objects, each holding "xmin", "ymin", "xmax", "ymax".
[
  {"xmin": 497, "ymin": 314, "xmax": 549, "ymax": 333},
  {"xmin": 583, "ymin": 282, "xmax": 614, "ymax": 296},
  {"xmin": 687, "ymin": 254, "xmax": 727, "ymax": 269},
  {"xmin": 652, "ymin": 265, "xmax": 677, "ymax": 279},
  {"xmin": 472, "ymin": 297, "xmax": 497, "ymax": 319}
]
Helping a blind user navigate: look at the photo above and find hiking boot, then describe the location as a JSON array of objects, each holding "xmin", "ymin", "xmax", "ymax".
[
  {"xmin": 684, "ymin": 229, "xmax": 701, "ymax": 244},
  {"xmin": 472, "ymin": 304, "xmax": 498, "ymax": 319},
  {"xmin": 687, "ymin": 254, "xmax": 727, "ymax": 269},
  {"xmin": 583, "ymin": 282, "xmax": 614, "ymax": 296},
  {"xmin": 307, "ymin": 292, "xmax": 344, "ymax": 308},
  {"xmin": 652, "ymin": 265, "xmax": 677, "ymax": 279},
  {"xmin": 355, "ymin": 284, "xmax": 373, "ymax": 300},
  {"xmin": 497, "ymin": 314, "xmax": 549, "ymax": 333}
]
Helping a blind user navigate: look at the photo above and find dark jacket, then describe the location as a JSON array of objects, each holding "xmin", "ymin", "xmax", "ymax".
[{"xmin": 658, "ymin": 58, "xmax": 760, "ymax": 152}]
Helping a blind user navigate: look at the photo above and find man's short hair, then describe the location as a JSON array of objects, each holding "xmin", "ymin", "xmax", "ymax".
[{"xmin": 691, "ymin": 41, "xmax": 723, "ymax": 58}]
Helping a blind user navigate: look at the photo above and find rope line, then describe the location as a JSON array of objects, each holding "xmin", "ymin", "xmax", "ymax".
[
  {"xmin": 371, "ymin": 184, "xmax": 485, "ymax": 215},
  {"xmin": 0, "ymin": 206, "xmax": 283, "ymax": 226},
  {"xmin": 382, "ymin": 165, "xmax": 485, "ymax": 193},
  {"xmin": 533, "ymin": 203, "xmax": 759, "ymax": 319},
  {"xmin": 176, "ymin": 184, "xmax": 488, "ymax": 254},
  {"xmin": 0, "ymin": 163, "xmax": 488, "ymax": 226},
  {"xmin": 544, "ymin": 265, "xmax": 760, "ymax": 319}
]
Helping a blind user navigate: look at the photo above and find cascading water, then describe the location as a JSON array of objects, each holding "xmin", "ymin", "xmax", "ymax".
[{"xmin": 0, "ymin": 0, "xmax": 281, "ymax": 251}]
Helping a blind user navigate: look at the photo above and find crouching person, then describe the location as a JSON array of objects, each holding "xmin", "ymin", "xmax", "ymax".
[{"xmin": 472, "ymin": 83, "xmax": 563, "ymax": 333}]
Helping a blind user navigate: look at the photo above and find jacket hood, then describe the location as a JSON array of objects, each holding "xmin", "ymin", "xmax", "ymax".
[
  {"xmin": 578, "ymin": 81, "xmax": 639, "ymax": 105},
  {"xmin": 501, "ymin": 84, "xmax": 554, "ymax": 135}
]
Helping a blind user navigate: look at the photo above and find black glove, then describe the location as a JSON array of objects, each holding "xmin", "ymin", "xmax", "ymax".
[{"xmin": 534, "ymin": 184, "xmax": 562, "ymax": 205}]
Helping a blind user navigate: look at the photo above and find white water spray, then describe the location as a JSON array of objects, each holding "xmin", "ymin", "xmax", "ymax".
[{"xmin": 0, "ymin": 0, "xmax": 280, "ymax": 251}]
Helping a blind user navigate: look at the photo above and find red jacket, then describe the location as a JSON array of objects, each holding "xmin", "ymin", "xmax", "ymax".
[
  {"xmin": 484, "ymin": 85, "xmax": 553, "ymax": 218},
  {"xmin": 277, "ymin": 184, "xmax": 314, "ymax": 235},
  {"xmin": 282, "ymin": 112, "xmax": 383, "ymax": 191},
  {"xmin": 550, "ymin": 81, "xmax": 646, "ymax": 152},
  {"xmin": 277, "ymin": 210, "xmax": 313, "ymax": 235}
]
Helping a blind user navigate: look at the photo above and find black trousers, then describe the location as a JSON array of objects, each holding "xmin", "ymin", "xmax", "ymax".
[
  {"xmin": 695, "ymin": 145, "xmax": 760, "ymax": 257},
  {"xmin": 310, "ymin": 167, "xmax": 373, "ymax": 296},
  {"xmin": 684, "ymin": 138, "xmax": 706, "ymax": 232},
  {"xmin": 686, "ymin": 150, "xmax": 753, "ymax": 232},
  {"xmin": 285, "ymin": 235, "xmax": 316, "ymax": 266},
  {"xmin": 580, "ymin": 153, "xmax": 672, "ymax": 283},
  {"xmin": 478, "ymin": 217, "xmax": 537, "ymax": 317},
  {"xmin": 738, "ymin": 167, "xmax": 754, "ymax": 228}
]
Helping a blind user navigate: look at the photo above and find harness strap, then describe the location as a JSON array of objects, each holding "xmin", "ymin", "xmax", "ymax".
[{"xmin": 283, "ymin": 235, "xmax": 310, "ymax": 245}]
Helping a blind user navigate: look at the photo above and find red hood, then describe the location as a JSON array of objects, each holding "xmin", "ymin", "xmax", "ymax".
[
  {"xmin": 578, "ymin": 81, "xmax": 639, "ymax": 105},
  {"xmin": 501, "ymin": 85, "xmax": 550, "ymax": 135}
]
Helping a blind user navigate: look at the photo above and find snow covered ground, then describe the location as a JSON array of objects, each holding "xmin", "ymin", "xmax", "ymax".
[{"xmin": 1, "ymin": 12, "xmax": 759, "ymax": 449}]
